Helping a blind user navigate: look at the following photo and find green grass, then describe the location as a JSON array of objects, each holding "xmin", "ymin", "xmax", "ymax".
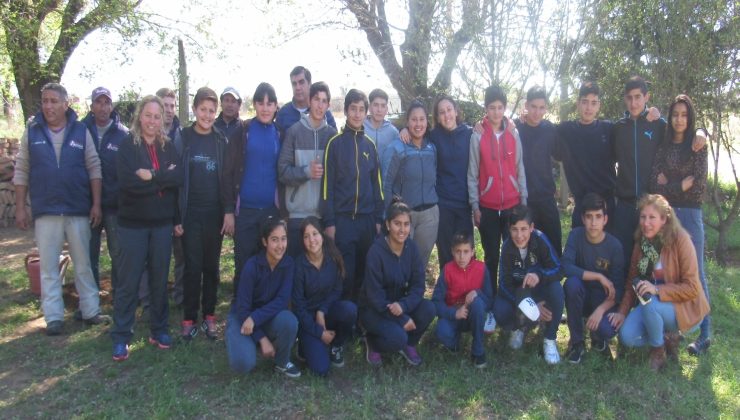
[{"xmin": 0, "ymin": 216, "xmax": 738, "ymax": 418}]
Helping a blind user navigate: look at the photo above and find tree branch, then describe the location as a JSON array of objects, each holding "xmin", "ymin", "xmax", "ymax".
[{"xmin": 430, "ymin": 0, "xmax": 480, "ymax": 94}]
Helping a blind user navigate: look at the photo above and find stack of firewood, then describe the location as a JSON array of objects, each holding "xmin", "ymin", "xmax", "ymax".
[{"xmin": 0, "ymin": 138, "xmax": 27, "ymax": 227}]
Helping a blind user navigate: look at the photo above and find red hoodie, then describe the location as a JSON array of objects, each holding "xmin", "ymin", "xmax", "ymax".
[{"xmin": 476, "ymin": 118, "xmax": 523, "ymax": 210}]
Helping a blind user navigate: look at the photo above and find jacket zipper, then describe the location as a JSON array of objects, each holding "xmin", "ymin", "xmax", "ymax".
[{"xmin": 354, "ymin": 131, "xmax": 359, "ymax": 218}]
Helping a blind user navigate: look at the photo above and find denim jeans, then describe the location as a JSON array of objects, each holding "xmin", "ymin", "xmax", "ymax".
[
  {"xmin": 89, "ymin": 213, "xmax": 121, "ymax": 290},
  {"xmin": 435, "ymin": 296, "xmax": 486, "ymax": 357},
  {"xmin": 35, "ymin": 215, "xmax": 100, "ymax": 323},
  {"xmin": 111, "ymin": 224, "xmax": 172, "ymax": 344},
  {"xmin": 225, "ymin": 310, "xmax": 298, "ymax": 374},
  {"xmin": 563, "ymin": 276, "xmax": 618, "ymax": 344},
  {"xmin": 673, "ymin": 207, "xmax": 710, "ymax": 340},
  {"xmin": 410, "ymin": 204, "xmax": 439, "ymax": 270},
  {"xmin": 619, "ymin": 297, "xmax": 699, "ymax": 347},
  {"xmin": 493, "ymin": 280, "xmax": 564, "ymax": 340}
]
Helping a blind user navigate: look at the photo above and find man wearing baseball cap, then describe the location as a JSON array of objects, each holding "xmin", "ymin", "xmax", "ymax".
[
  {"xmin": 82, "ymin": 87, "xmax": 129, "ymax": 296},
  {"xmin": 215, "ymin": 87, "xmax": 242, "ymax": 139}
]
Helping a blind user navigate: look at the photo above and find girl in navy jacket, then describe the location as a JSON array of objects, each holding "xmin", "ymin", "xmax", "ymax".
[
  {"xmin": 292, "ymin": 217, "xmax": 357, "ymax": 376},
  {"xmin": 359, "ymin": 201, "xmax": 436, "ymax": 367},
  {"xmin": 225, "ymin": 217, "xmax": 300, "ymax": 378}
]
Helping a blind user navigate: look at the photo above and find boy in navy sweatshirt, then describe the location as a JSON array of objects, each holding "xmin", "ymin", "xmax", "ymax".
[
  {"xmin": 321, "ymin": 89, "xmax": 384, "ymax": 302},
  {"xmin": 492, "ymin": 205, "xmax": 564, "ymax": 364},
  {"xmin": 432, "ymin": 232, "xmax": 493, "ymax": 368},
  {"xmin": 562, "ymin": 193, "xmax": 624, "ymax": 363},
  {"xmin": 515, "ymin": 86, "xmax": 561, "ymax": 256}
]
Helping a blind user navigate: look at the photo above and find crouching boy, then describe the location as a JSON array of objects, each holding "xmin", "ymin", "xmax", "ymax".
[
  {"xmin": 432, "ymin": 232, "xmax": 494, "ymax": 368},
  {"xmin": 492, "ymin": 205, "xmax": 564, "ymax": 364},
  {"xmin": 562, "ymin": 193, "xmax": 624, "ymax": 363}
]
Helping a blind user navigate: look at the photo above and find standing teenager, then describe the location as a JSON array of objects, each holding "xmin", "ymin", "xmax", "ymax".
[
  {"xmin": 178, "ymin": 87, "xmax": 231, "ymax": 340},
  {"xmin": 383, "ymin": 100, "xmax": 438, "ymax": 270},
  {"xmin": 111, "ymin": 95, "xmax": 183, "ymax": 361},
  {"xmin": 468, "ymin": 85, "xmax": 527, "ymax": 296},
  {"xmin": 224, "ymin": 83, "xmax": 281, "ymax": 297},
  {"xmin": 650, "ymin": 95, "xmax": 710, "ymax": 356}
]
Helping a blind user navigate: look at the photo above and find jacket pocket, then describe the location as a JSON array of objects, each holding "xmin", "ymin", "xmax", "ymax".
[
  {"xmin": 509, "ymin": 175, "xmax": 519, "ymax": 193},
  {"xmin": 480, "ymin": 176, "xmax": 493, "ymax": 196}
]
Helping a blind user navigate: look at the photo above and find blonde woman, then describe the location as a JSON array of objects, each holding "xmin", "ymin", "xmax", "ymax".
[
  {"xmin": 111, "ymin": 95, "xmax": 183, "ymax": 361},
  {"xmin": 611, "ymin": 194, "xmax": 709, "ymax": 371}
]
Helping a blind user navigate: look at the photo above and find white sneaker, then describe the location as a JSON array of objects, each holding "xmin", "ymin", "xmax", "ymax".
[
  {"xmin": 484, "ymin": 312, "xmax": 497, "ymax": 334},
  {"xmin": 509, "ymin": 329, "xmax": 525, "ymax": 350},
  {"xmin": 543, "ymin": 339, "xmax": 560, "ymax": 365}
]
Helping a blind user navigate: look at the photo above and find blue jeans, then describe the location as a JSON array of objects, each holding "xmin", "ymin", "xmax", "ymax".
[
  {"xmin": 297, "ymin": 300, "xmax": 357, "ymax": 376},
  {"xmin": 435, "ymin": 296, "xmax": 486, "ymax": 357},
  {"xmin": 563, "ymin": 276, "xmax": 618, "ymax": 344},
  {"xmin": 111, "ymin": 224, "xmax": 172, "ymax": 344},
  {"xmin": 225, "ymin": 310, "xmax": 298, "ymax": 374},
  {"xmin": 89, "ymin": 213, "xmax": 121, "ymax": 290},
  {"xmin": 493, "ymin": 280, "xmax": 564, "ymax": 340},
  {"xmin": 233, "ymin": 207, "xmax": 279, "ymax": 298},
  {"xmin": 619, "ymin": 297, "xmax": 698, "ymax": 347},
  {"xmin": 673, "ymin": 207, "xmax": 710, "ymax": 340},
  {"xmin": 360, "ymin": 299, "xmax": 435, "ymax": 353}
]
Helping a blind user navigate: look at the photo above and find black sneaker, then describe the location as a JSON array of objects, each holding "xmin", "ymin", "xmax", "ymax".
[
  {"xmin": 591, "ymin": 338, "xmax": 612, "ymax": 358},
  {"xmin": 73, "ymin": 310, "xmax": 83, "ymax": 321},
  {"xmin": 330, "ymin": 346, "xmax": 345, "ymax": 368},
  {"xmin": 566, "ymin": 342, "xmax": 585, "ymax": 364},
  {"xmin": 275, "ymin": 361, "xmax": 301, "ymax": 378},
  {"xmin": 687, "ymin": 338, "xmax": 711, "ymax": 356},
  {"xmin": 46, "ymin": 320, "xmax": 63, "ymax": 336},
  {"xmin": 84, "ymin": 314, "xmax": 112, "ymax": 325},
  {"xmin": 472, "ymin": 353, "xmax": 487, "ymax": 369}
]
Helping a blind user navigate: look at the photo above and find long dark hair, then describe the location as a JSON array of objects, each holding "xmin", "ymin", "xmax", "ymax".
[
  {"xmin": 300, "ymin": 216, "xmax": 346, "ymax": 280},
  {"xmin": 665, "ymin": 94, "xmax": 697, "ymax": 162}
]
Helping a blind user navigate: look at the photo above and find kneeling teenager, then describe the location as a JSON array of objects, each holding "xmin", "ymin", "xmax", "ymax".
[
  {"xmin": 359, "ymin": 201, "xmax": 436, "ymax": 366},
  {"xmin": 292, "ymin": 217, "xmax": 357, "ymax": 376},
  {"xmin": 225, "ymin": 217, "xmax": 300, "ymax": 378},
  {"xmin": 492, "ymin": 204, "xmax": 564, "ymax": 364}
]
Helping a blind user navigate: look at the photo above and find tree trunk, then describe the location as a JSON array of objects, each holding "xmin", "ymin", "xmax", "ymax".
[{"xmin": 178, "ymin": 39, "xmax": 189, "ymax": 124}]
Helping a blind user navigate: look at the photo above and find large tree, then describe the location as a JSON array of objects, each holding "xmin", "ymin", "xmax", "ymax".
[
  {"xmin": 577, "ymin": 0, "xmax": 739, "ymax": 263},
  {"xmin": 341, "ymin": 0, "xmax": 481, "ymax": 108},
  {"xmin": 1, "ymin": 0, "xmax": 145, "ymax": 121}
]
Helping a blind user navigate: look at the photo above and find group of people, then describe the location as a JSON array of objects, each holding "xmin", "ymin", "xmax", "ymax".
[{"xmin": 13, "ymin": 65, "xmax": 711, "ymax": 377}]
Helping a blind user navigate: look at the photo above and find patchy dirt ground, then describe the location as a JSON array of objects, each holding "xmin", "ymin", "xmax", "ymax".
[{"xmin": 0, "ymin": 226, "xmax": 36, "ymax": 271}]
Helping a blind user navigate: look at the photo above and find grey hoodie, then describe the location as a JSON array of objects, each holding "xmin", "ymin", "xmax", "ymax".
[
  {"xmin": 278, "ymin": 113, "xmax": 338, "ymax": 219},
  {"xmin": 364, "ymin": 117, "xmax": 399, "ymax": 176}
]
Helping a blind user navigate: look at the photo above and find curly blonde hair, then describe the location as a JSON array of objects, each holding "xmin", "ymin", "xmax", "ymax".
[
  {"xmin": 634, "ymin": 194, "xmax": 684, "ymax": 245},
  {"xmin": 129, "ymin": 95, "xmax": 168, "ymax": 149}
]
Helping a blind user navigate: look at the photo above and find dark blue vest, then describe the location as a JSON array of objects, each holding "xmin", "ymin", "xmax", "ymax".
[
  {"xmin": 27, "ymin": 109, "xmax": 91, "ymax": 218},
  {"xmin": 83, "ymin": 111, "xmax": 128, "ymax": 211}
]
